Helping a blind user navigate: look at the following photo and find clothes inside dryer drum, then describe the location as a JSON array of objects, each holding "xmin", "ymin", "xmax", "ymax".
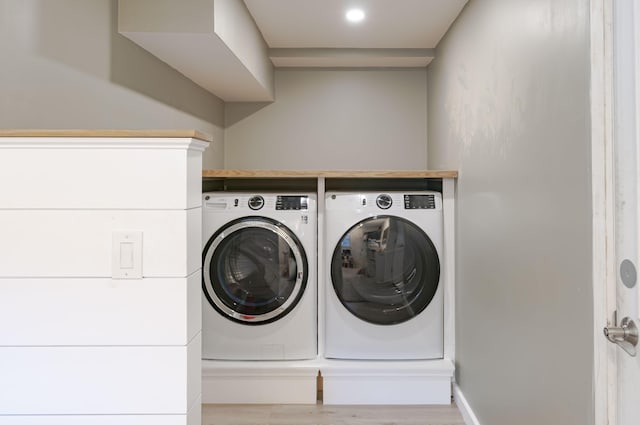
[
  {"xmin": 203, "ymin": 217, "xmax": 308, "ymax": 325},
  {"xmin": 331, "ymin": 215, "xmax": 440, "ymax": 325}
]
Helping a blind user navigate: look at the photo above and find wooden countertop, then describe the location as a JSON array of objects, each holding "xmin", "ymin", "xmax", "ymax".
[
  {"xmin": 0, "ymin": 129, "xmax": 212, "ymax": 143},
  {"xmin": 202, "ymin": 169, "xmax": 458, "ymax": 178}
]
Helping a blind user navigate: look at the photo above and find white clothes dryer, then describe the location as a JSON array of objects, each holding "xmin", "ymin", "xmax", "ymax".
[
  {"xmin": 324, "ymin": 191, "xmax": 444, "ymax": 360},
  {"xmin": 202, "ymin": 192, "xmax": 317, "ymax": 360}
]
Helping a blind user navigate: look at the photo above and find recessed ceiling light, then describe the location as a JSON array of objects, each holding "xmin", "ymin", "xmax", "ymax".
[{"xmin": 345, "ymin": 8, "xmax": 365, "ymax": 23}]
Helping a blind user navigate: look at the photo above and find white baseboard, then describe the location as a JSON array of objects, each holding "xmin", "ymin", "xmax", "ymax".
[{"xmin": 453, "ymin": 384, "xmax": 481, "ymax": 425}]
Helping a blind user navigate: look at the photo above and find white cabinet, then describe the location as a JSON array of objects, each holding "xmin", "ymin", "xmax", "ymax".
[{"xmin": 0, "ymin": 131, "xmax": 208, "ymax": 424}]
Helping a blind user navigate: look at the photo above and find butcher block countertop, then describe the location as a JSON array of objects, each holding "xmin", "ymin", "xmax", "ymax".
[
  {"xmin": 0, "ymin": 129, "xmax": 213, "ymax": 142},
  {"xmin": 202, "ymin": 169, "xmax": 458, "ymax": 178}
]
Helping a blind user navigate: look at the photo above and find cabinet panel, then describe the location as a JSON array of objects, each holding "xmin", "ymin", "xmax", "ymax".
[
  {"xmin": 0, "ymin": 273, "xmax": 200, "ymax": 346},
  {"xmin": 0, "ymin": 336, "xmax": 201, "ymax": 415},
  {"xmin": 0, "ymin": 209, "xmax": 200, "ymax": 278},
  {"xmin": 0, "ymin": 403, "xmax": 199, "ymax": 425},
  {"xmin": 0, "ymin": 144, "xmax": 203, "ymax": 210}
]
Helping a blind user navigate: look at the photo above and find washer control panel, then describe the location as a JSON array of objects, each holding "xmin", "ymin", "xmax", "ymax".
[{"xmin": 276, "ymin": 195, "xmax": 309, "ymax": 211}]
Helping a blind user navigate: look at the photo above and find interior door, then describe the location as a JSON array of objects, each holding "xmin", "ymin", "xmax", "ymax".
[{"xmin": 609, "ymin": 1, "xmax": 640, "ymax": 423}]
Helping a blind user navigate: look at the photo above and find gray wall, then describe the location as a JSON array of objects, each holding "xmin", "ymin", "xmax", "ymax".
[
  {"xmin": 427, "ymin": 1, "xmax": 593, "ymax": 424},
  {"xmin": 224, "ymin": 69, "xmax": 428, "ymax": 170},
  {"xmin": 0, "ymin": 0, "xmax": 225, "ymax": 168}
]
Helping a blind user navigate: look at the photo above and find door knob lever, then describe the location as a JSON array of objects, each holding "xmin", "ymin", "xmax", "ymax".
[{"xmin": 604, "ymin": 316, "xmax": 638, "ymax": 357}]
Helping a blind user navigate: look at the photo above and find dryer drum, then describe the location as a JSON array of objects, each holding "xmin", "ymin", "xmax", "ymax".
[
  {"xmin": 331, "ymin": 215, "xmax": 440, "ymax": 325},
  {"xmin": 202, "ymin": 216, "xmax": 308, "ymax": 325}
]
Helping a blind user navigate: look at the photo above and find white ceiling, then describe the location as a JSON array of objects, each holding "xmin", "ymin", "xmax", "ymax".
[
  {"xmin": 244, "ymin": 0, "xmax": 467, "ymax": 66},
  {"xmin": 120, "ymin": 0, "xmax": 469, "ymax": 100}
]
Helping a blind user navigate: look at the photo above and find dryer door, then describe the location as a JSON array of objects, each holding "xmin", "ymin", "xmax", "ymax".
[
  {"xmin": 331, "ymin": 215, "xmax": 440, "ymax": 325},
  {"xmin": 203, "ymin": 216, "xmax": 308, "ymax": 325}
]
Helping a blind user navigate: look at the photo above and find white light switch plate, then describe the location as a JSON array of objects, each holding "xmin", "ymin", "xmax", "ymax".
[{"xmin": 112, "ymin": 231, "xmax": 143, "ymax": 279}]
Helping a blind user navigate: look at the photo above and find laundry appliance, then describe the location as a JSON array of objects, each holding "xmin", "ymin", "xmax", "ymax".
[
  {"xmin": 202, "ymin": 192, "xmax": 317, "ymax": 360},
  {"xmin": 324, "ymin": 191, "xmax": 444, "ymax": 360}
]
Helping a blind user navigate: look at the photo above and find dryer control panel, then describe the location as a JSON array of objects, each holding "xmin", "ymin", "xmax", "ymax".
[
  {"xmin": 404, "ymin": 194, "xmax": 437, "ymax": 209},
  {"xmin": 204, "ymin": 193, "xmax": 316, "ymax": 212}
]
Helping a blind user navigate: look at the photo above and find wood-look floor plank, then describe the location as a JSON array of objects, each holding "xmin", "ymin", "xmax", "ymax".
[{"xmin": 202, "ymin": 404, "xmax": 466, "ymax": 425}]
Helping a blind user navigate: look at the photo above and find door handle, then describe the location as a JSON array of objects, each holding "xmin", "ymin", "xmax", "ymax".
[{"xmin": 604, "ymin": 316, "xmax": 638, "ymax": 357}]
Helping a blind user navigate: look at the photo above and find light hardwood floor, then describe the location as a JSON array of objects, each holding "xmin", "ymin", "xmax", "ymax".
[{"xmin": 202, "ymin": 403, "xmax": 466, "ymax": 425}]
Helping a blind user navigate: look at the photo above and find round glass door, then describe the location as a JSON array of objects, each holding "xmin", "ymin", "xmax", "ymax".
[
  {"xmin": 330, "ymin": 215, "xmax": 439, "ymax": 325},
  {"xmin": 203, "ymin": 217, "xmax": 308, "ymax": 325}
]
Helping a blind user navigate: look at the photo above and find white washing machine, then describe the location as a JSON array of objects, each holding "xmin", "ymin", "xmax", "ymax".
[
  {"xmin": 324, "ymin": 191, "xmax": 444, "ymax": 360},
  {"xmin": 202, "ymin": 192, "xmax": 317, "ymax": 360}
]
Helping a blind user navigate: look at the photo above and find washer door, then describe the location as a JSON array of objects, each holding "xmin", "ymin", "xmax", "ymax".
[
  {"xmin": 203, "ymin": 216, "xmax": 308, "ymax": 325},
  {"xmin": 330, "ymin": 215, "xmax": 439, "ymax": 325}
]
